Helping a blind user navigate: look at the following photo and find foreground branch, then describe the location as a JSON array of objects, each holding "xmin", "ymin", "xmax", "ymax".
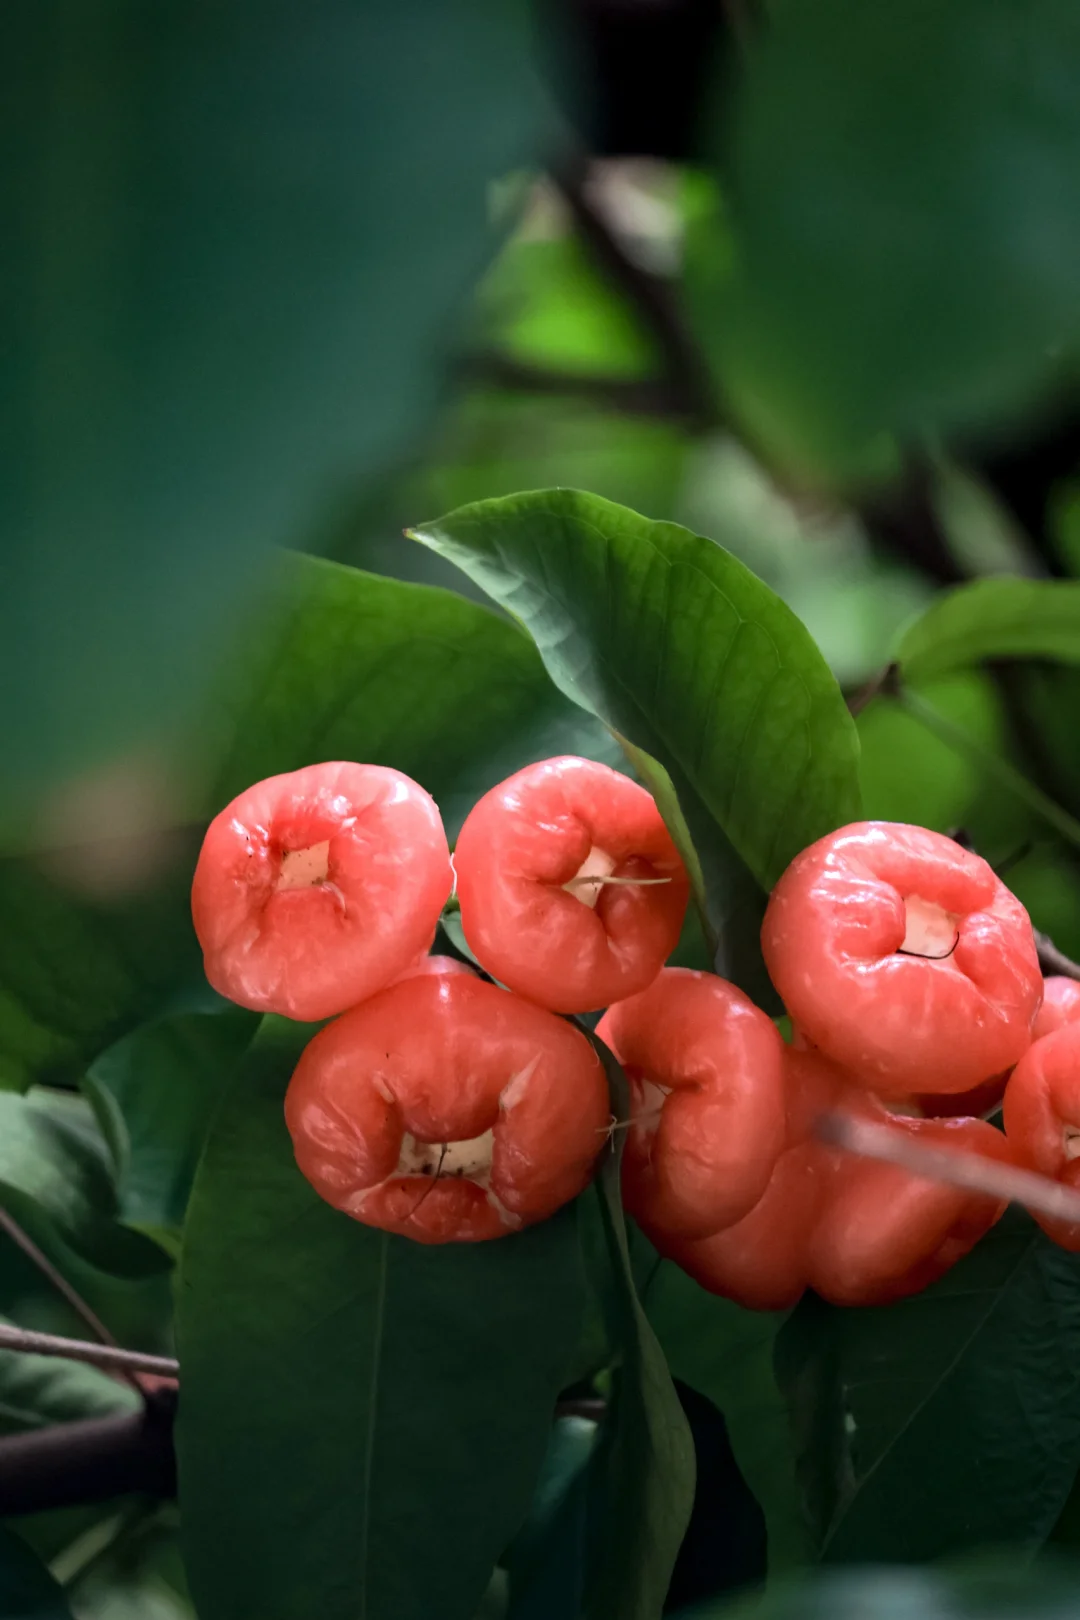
[
  {"xmin": 1034, "ymin": 929, "xmax": 1080, "ymax": 983},
  {"xmin": 0, "ymin": 1209, "xmax": 119, "ymax": 1352},
  {"xmin": 0, "ymin": 1403, "xmax": 177, "ymax": 1516},
  {"xmin": 818, "ymin": 1111, "xmax": 1080, "ymax": 1226},
  {"xmin": 0, "ymin": 1323, "xmax": 178, "ymax": 1380}
]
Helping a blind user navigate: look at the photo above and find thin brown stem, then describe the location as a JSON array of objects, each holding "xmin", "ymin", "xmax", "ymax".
[
  {"xmin": 0, "ymin": 1323, "xmax": 179, "ymax": 1380},
  {"xmin": 597, "ymin": 1105, "xmax": 664, "ymax": 1138},
  {"xmin": 564, "ymin": 874, "xmax": 673, "ymax": 891},
  {"xmin": 552, "ymin": 155, "xmax": 717, "ymax": 430},
  {"xmin": 845, "ymin": 661, "xmax": 902, "ymax": 718},
  {"xmin": 407, "ymin": 1143, "xmax": 450, "ymax": 1221},
  {"xmin": 0, "ymin": 1206, "xmax": 130, "ymax": 1365}
]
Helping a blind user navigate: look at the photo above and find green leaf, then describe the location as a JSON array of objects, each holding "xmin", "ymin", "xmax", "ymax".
[
  {"xmin": 616, "ymin": 740, "xmax": 717, "ymax": 955},
  {"xmin": 411, "ymin": 489, "xmax": 860, "ymax": 895},
  {"xmin": 177, "ymin": 1018, "xmax": 589, "ymax": 1620},
  {"xmin": 857, "ymin": 671, "xmax": 1009, "ymax": 832},
  {"xmin": 646, "ymin": 1262, "xmax": 809, "ymax": 1573},
  {"xmin": 475, "ymin": 230, "xmax": 660, "ymax": 380},
  {"xmin": 0, "ymin": 1525, "xmax": 73, "ymax": 1620},
  {"xmin": 505, "ymin": 1415, "xmax": 599, "ymax": 1620},
  {"xmin": 0, "ymin": 555, "xmax": 611, "ymax": 1091},
  {"xmin": 0, "ymin": 1090, "xmax": 136, "ymax": 1257},
  {"xmin": 897, "ymin": 577, "xmax": 1080, "ymax": 682},
  {"xmin": 194, "ymin": 554, "xmax": 614, "ymax": 841},
  {"xmin": 719, "ymin": 0, "xmax": 1080, "ymax": 466},
  {"xmin": 0, "ymin": 855, "xmax": 202, "ymax": 1093},
  {"xmin": 64, "ymin": 1507, "xmax": 194, "ymax": 1620},
  {"xmin": 583, "ymin": 1038, "xmax": 695, "ymax": 1620},
  {"xmin": 0, "ymin": 1089, "xmax": 173, "ymax": 1349},
  {"xmin": 3, "ymin": 0, "xmax": 548, "ymax": 809},
  {"xmin": 83, "ymin": 1004, "xmax": 258, "ymax": 1238},
  {"xmin": 775, "ymin": 1212, "xmax": 1080, "ymax": 1564},
  {"xmin": 425, "ymin": 395, "xmax": 690, "ymax": 541},
  {"xmin": 690, "ymin": 1557, "xmax": 1080, "ymax": 1620}
]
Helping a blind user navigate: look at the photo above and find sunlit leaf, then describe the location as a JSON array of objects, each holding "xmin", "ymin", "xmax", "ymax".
[{"xmin": 412, "ymin": 490, "xmax": 860, "ymax": 900}]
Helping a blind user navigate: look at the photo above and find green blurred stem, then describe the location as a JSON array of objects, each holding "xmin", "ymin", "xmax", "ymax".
[{"xmin": 898, "ymin": 688, "xmax": 1080, "ymax": 853}]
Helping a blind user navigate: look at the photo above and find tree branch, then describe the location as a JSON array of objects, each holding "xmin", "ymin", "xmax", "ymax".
[
  {"xmin": 552, "ymin": 155, "xmax": 718, "ymax": 429},
  {"xmin": 818, "ymin": 1111, "xmax": 1080, "ymax": 1227},
  {"xmin": 0, "ymin": 1205, "xmax": 157, "ymax": 1403},
  {"xmin": 845, "ymin": 661, "xmax": 902, "ymax": 717},
  {"xmin": 457, "ymin": 352, "xmax": 691, "ymax": 420},
  {"xmin": 1034, "ymin": 929, "xmax": 1080, "ymax": 983},
  {"xmin": 0, "ymin": 1403, "xmax": 176, "ymax": 1517},
  {"xmin": 0, "ymin": 1324, "xmax": 178, "ymax": 1381},
  {"xmin": 858, "ymin": 457, "xmax": 965, "ymax": 586}
]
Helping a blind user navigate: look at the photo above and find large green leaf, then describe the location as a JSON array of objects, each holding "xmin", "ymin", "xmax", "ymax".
[
  {"xmin": 647, "ymin": 1263, "xmax": 809, "ymax": 1572},
  {"xmin": 0, "ymin": 556, "xmax": 611, "ymax": 1091},
  {"xmin": 718, "ymin": 0, "xmax": 1080, "ymax": 466},
  {"xmin": 177, "ymin": 1018, "xmax": 589, "ymax": 1620},
  {"xmin": 897, "ymin": 578, "xmax": 1080, "ymax": 682},
  {"xmin": 583, "ymin": 1042, "xmax": 695, "ymax": 1620},
  {"xmin": 3, "ymin": 0, "xmax": 546, "ymax": 812},
  {"xmin": 83, "ymin": 1002, "xmax": 258, "ymax": 1242},
  {"xmin": 411, "ymin": 489, "xmax": 860, "ymax": 895},
  {"xmin": 0, "ymin": 1525, "xmax": 73, "ymax": 1620},
  {"xmin": 194, "ymin": 554, "xmax": 614, "ymax": 839},
  {"xmin": 775, "ymin": 1212, "xmax": 1080, "ymax": 1564},
  {"xmin": 0, "ymin": 854, "xmax": 202, "ymax": 1093}
]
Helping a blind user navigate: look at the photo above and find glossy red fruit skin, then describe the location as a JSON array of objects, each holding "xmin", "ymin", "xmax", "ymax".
[
  {"xmin": 922, "ymin": 978, "xmax": 1080, "ymax": 1121},
  {"xmin": 1033, "ymin": 976, "xmax": 1080, "ymax": 1042},
  {"xmin": 392, "ymin": 953, "xmax": 475, "ymax": 983},
  {"xmin": 806, "ymin": 1098, "xmax": 1013, "ymax": 1306},
  {"xmin": 1003, "ymin": 1022, "xmax": 1080, "ymax": 1250},
  {"xmin": 914, "ymin": 1072, "xmax": 1008, "ymax": 1120},
  {"xmin": 191, "ymin": 762, "xmax": 452, "ymax": 1022},
  {"xmin": 284, "ymin": 974, "xmax": 609, "ymax": 1244},
  {"xmin": 596, "ymin": 968, "xmax": 786, "ymax": 1240},
  {"xmin": 644, "ymin": 1046, "xmax": 1012, "ymax": 1311},
  {"xmin": 454, "ymin": 756, "xmax": 689, "ymax": 1014},
  {"xmin": 655, "ymin": 1050, "xmax": 840, "ymax": 1310},
  {"xmin": 762, "ymin": 821, "xmax": 1041, "ymax": 1097}
]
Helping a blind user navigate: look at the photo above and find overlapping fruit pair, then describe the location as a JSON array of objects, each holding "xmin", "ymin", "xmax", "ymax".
[{"xmin": 190, "ymin": 755, "xmax": 1080, "ymax": 1310}]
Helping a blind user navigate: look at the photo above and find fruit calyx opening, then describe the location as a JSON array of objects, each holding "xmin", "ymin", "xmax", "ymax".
[
  {"xmin": 563, "ymin": 845, "xmax": 618, "ymax": 909},
  {"xmin": 899, "ymin": 894, "xmax": 959, "ymax": 960},
  {"xmin": 277, "ymin": 840, "xmax": 332, "ymax": 892},
  {"xmin": 562, "ymin": 847, "xmax": 672, "ymax": 908},
  {"xmin": 397, "ymin": 1129, "xmax": 495, "ymax": 1184}
]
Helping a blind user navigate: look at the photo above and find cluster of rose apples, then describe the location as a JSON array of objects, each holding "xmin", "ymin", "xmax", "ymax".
[{"xmin": 191, "ymin": 755, "xmax": 1080, "ymax": 1310}]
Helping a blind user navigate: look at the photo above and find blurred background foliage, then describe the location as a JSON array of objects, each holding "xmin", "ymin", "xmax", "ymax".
[{"xmin": 8, "ymin": 1, "xmax": 1080, "ymax": 1616}]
